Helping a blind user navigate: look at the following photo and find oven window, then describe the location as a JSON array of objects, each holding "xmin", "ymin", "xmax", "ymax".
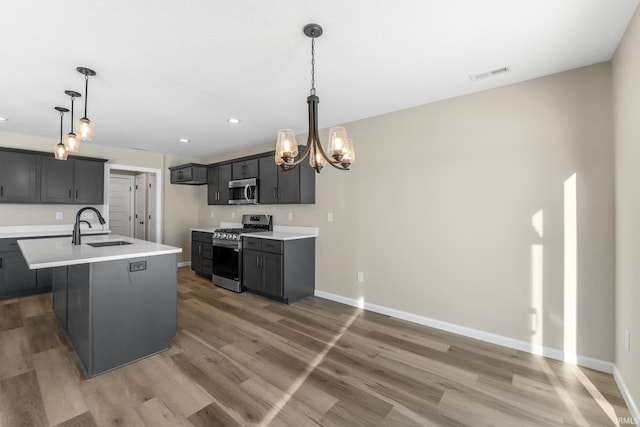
[{"xmin": 212, "ymin": 245, "xmax": 240, "ymax": 280}]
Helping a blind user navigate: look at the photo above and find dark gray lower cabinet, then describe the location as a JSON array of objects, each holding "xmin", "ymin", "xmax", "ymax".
[
  {"xmin": 52, "ymin": 254, "xmax": 177, "ymax": 377},
  {"xmin": 191, "ymin": 231, "xmax": 213, "ymax": 277},
  {"xmin": 0, "ymin": 238, "xmax": 51, "ymax": 300},
  {"xmin": 242, "ymin": 237, "xmax": 315, "ymax": 304}
]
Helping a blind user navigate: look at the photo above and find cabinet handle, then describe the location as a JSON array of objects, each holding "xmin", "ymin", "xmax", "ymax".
[
  {"xmin": 68, "ymin": 189, "xmax": 72, "ymax": 199},
  {"xmin": 75, "ymin": 189, "xmax": 78, "ymax": 198},
  {"xmin": 0, "ymin": 185, "xmax": 3, "ymax": 197},
  {"xmin": 199, "ymin": 246, "xmax": 202, "ymax": 255},
  {"xmin": 273, "ymin": 188, "xmax": 277, "ymax": 199},
  {"xmin": 0, "ymin": 257, "xmax": 3, "ymax": 269}
]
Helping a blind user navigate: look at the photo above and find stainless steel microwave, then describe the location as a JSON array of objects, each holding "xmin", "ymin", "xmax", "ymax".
[{"xmin": 228, "ymin": 178, "xmax": 258, "ymax": 204}]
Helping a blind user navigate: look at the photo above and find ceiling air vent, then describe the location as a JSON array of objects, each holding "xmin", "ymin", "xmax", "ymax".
[{"xmin": 470, "ymin": 66, "xmax": 510, "ymax": 82}]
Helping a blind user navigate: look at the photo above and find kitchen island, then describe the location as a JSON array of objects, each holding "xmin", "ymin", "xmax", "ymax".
[{"xmin": 18, "ymin": 234, "xmax": 182, "ymax": 378}]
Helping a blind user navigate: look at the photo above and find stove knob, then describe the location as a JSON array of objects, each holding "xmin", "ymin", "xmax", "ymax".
[{"xmin": 233, "ymin": 234, "xmax": 238, "ymax": 240}]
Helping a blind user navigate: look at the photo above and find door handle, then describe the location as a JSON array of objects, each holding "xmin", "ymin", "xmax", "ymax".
[{"xmin": 139, "ymin": 221, "xmax": 144, "ymax": 225}]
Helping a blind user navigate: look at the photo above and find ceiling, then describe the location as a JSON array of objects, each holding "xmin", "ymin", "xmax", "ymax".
[{"xmin": 1, "ymin": 1, "xmax": 638, "ymax": 158}]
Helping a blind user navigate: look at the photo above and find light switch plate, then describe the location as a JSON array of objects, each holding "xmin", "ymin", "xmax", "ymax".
[{"xmin": 55, "ymin": 212, "xmax": 63, "ymax": 220}]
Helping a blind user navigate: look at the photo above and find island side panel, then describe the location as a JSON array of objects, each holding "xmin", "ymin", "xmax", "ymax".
[
  {"xmin": 67, "ymin": 264, "xmax": 92, "ymax": 376},
  {"xmin": 90, "ymin": 254, "xmax": 177, "ymax": 376},
  {"xmin": 51, "ymin": 266, "xmax": 68, "ymax": 331}
]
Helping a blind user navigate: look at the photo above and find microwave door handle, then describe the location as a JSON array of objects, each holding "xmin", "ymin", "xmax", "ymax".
[{"xmin": 244, "ymin": 184, "xmax": 250, "ymax": 202}]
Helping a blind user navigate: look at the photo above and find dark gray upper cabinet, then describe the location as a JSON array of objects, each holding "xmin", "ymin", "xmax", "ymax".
[
  {"xmin": 258, "ymin": 152, "xmax": 315, "ymax": 204},
  {"xmin": 0, "ymin": 147, "xmax": 106, "ymax": 205},
  {"xmin": 169, "ymin": 163, "xmax": 207, "ymax": 185},
  {"xmin": 232, "ymin": 158, "xmax": 259, "ymax": 180},
  {"xmin": 41, "ymin": 156, "xmax": 106, "ymax": 204},
  {"xmin": 0, "ymin": 149, "xmax": 39, "ymax": 203},
  {"xmin": 207, "ymin": 164, "xmax": 232, "ymax": 205}
]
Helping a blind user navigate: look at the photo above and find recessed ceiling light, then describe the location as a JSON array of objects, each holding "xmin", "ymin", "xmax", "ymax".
[
  {"xmin": 227, "ymin": 118, "xmax": 240, "ymax": 124},
  {"xmin": 0, "ymin": 117, "xmax": 8, "ymax": 121},
  {"xmin": 178, "ymin": 138, "xmax": 190, "ymax": 143}
]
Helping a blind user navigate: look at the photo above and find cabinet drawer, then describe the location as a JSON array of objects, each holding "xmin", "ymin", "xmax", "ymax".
[
  {"xmin": 202, "ymin": 245, "xmax": 213, "ymax": 260},
  {"xmin": 261, "ymin": 240, "xmax": 283, "ymax": 254},
  {"xmin": 242, "ymin": 237, "xmax": 262, "ymax": 251},
  {"xmin": 192, "ymin": 231, "xmax": 204, "ymax": 242},
  {"xmin": 202, "ymin": 233, "xmax": 213, "ymax": 244},
  {"xmin": 0, "ymin": 239, "xmax": 19, "ymax": 252},
  {"xmin": 202, "ymin": 259, "xmax": 213, "ymax": 275}
]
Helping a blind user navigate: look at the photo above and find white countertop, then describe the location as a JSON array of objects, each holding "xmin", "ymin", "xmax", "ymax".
[
  {"xmin": 242, "ymin": 231, "xmax": 316, "ymax": 241},
  {"xmin": 0, "ymin": 224, "xmax": 111, "ymax": 239},
  {"xmin": 18, "ymin": 234, "xmax": 182, "ymax": 269},
  {"xmin": 190, "ymin": 227, "xmax": 217, "ymax": 233}
]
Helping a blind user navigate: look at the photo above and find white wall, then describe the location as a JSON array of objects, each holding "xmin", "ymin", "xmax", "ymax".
[
  {"xmin": 200, "ymin": 63, "xmax": 615, "ymax": 364},
  {"xmin": 613, "ymin": 4, "xmax": 640, "ymax": 414}
]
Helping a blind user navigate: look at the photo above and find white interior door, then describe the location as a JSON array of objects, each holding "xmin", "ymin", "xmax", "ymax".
[
  {"xmin": 134, "ymin": 174, "xmax": 147, "ymax": 240},
  {"xmin": 108, "ymin": 175, "xmax": 134, "ymax": 237},
  {"xmin": 147, "ymin": 173, "xmax": 157, "ymax": 242}
]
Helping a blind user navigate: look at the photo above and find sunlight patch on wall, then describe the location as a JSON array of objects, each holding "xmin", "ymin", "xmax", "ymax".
[{"xmin": 564, "ymin": 173, "xmax": 577, "ymax": 364}]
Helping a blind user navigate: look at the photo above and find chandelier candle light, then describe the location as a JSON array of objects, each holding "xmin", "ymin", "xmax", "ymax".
[
  {"xmin": 54, "ymin": 107, "xmax": 69, "ymax": 160},
  {"xmin": 275, "ymin": 23, "xmax": 355, "ymax": 173},
  {"xmin": 76, "ymin": 67, "xmax": 96, "ymax": 141},
  {"xmin": 63, "ymin": 90, "xmax": 81, "ymax": 152}
]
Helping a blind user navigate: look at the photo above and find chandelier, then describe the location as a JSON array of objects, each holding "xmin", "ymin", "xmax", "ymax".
[{"xmin": 275, "ymin": 24, "xmax": 355, "ymax": 173}]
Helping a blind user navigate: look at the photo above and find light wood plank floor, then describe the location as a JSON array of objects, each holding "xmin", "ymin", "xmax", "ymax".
[{"xmin": 0, "ymin": 267, "xmax": 632, "ymax": 426}]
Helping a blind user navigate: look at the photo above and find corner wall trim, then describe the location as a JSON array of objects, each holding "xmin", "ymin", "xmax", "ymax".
[
  {"xmin": 177, "ymin": 261, "xmax": 191, "ymax": 268},
  {"xmin": 313, "ymin": 290, "xmax": 640, "ymax": 414},
  {"xmin": 613, "ymin": 365, "xmax": 640, "ymax": 420}
]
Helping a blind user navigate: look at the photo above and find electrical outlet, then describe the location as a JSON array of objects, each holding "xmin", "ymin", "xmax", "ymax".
[
  {"xmin": 129, "ymin": 261, "xmax": 147, "ymax": 272},
  {"xmin": 357, "ymin": 272, "xmax": 364, "ymax": 282},
  {"xmin": 328, "ymin": 212, "xmax": 334, "ymax": 222},
  {"xmin": 55, "ymin": 212, "xmax": 63, "ymax": 220},
  {"xmin": 625, "ymin": 330, "xmax": 631, "ymax": 351},
  {"xmin": 288, "ymin": 212, "xmax": 293, "ymax": 221}
]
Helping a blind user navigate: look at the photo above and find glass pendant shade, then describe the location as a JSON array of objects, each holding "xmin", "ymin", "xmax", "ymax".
[
  {"xmin": 341, "ymin": 138, "xmax": 355, "ymax": 165},
  {"xmin": 275, "ymin": 129, "xmax": 298, "ymax": 165},
  {"xmin": 54, "ymin": 142, "xmax": 68, "ymax": 160},
  {"xmin": 77, "ymin": 117, "xmax": 94, "ymax": 142},
  {"xmin": 64, "ymin": 133, "xmax": 80, "ymax": 152},
  {"xmin": 309, "ymin": 147, "xmax": 325, "ymax": 170},
  {"xmin": 327, "ymin": 126, "xmax": 348, "ymax": 160}
]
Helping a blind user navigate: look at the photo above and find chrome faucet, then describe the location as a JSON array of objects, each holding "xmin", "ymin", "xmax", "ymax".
[{"xmin": 72, "ymin": 207, "xmax": 106, "ymax": 245}]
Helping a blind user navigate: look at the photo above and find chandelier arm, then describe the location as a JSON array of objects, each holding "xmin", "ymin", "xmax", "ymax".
[{"xmin": 281, "ymin": 136, "xmax": 312, "ymax": 168}]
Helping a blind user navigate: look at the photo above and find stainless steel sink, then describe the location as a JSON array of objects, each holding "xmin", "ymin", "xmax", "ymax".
[{"xmin": 87, "ymin": 241, "xmax": 133, "ymax": 248}]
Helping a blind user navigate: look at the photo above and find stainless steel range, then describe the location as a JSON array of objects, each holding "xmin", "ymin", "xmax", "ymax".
[{"xmin": 212, "ymin": 214, "xmax": 272, "ymax": 292}]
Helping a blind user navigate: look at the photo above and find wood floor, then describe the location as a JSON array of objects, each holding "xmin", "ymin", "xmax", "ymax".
[{"xmin": 0, "ymin": 267, "xmax": 632, "ymax": 426}]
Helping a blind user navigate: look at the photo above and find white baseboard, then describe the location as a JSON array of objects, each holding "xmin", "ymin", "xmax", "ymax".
[
  {"xmin": 314, "ymin": 289, "xmax": 618, "ymax": 376},
  {"xmin": 177, "ymin": 261, "xmax": 191, "ymax": 268}
]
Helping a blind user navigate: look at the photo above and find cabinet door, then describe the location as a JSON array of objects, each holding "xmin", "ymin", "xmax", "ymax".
[
  {"xmin": 74, "ymin": 159, "xmax": 104, "ymax": 204},
  {"xmin": 0, "ymin": 151, "xmax": 38, "ymax": 203},
  {"xmin": 242, "ymin": 249, "xmax": 262, "ymax": 291},
  {"xmin": 207, "ymin": 167, "xmax": 219, "ymax": 204},
  {"xmin": 232, "ymin": 159, "xmax": 259, "ymax": 180},
  {"xmin": 258, "ymin": 156, "xmax": 278, "ymax": 204},
  {"xmin": 217, "ymin": 164, "xmax": 231, "ymax": 204},
  {"xmin": 278, "ymin": 167, "xmax": 301, "ymax": 204},
  {"xmin": 261, "ymin": 252, "xmax": 283, "ymax": 298},
  {"xmin": 191, "ymin": 242, "xmax": 203, "ymax": 272},
  {"xmin": 41, "ymin": 156, "xmax": 74, "ymax": 203},
  {"xmin": 0, "ymin": 251, "xmax": 37, "ymax": 293}
]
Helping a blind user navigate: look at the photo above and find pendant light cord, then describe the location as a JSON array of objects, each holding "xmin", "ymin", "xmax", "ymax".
[
  {"xmin": 83, "ymin": 75, "xmax": 89, "ymax": 116},
  {"xmin": 70, "ymin": 97, "xmax": 74, "ymax": 131},
  {"xmin": 59, "ymin": 111, "xmax": 64, "ymax": 142}
]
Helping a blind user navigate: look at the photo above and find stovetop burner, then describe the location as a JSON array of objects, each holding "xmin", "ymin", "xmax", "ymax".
[{"xmin": 212, "ymin": 214, "xmax": 273, "ymax": 241}]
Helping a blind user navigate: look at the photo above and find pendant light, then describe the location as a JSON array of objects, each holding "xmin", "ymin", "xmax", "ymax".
[
  {"xmin": 54, "ymin": 107, "xmax": 69, "ymax": 160},
  {"xmin": 63, "ymin": 90, "xmax": 81, "ymax": 152},
  {"xmin": 76, "ymin": 66, "xmax": 96, "ymax": 141},
  {"xmin": 275, "ymin": 23, "xmax": 355, "ymax": 173}
]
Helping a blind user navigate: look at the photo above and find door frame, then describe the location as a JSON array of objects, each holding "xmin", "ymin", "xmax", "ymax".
[{"xmin": 104, "ymin": 164, "xmax": 163, "ymax": 243}]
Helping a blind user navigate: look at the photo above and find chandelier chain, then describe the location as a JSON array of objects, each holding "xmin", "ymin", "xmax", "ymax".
[{"xmin": 310, "ymin": 36, "xmax": 316, "ymax": 95}]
